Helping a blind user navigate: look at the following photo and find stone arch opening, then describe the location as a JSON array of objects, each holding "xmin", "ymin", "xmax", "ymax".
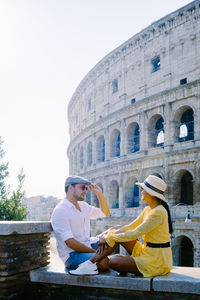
[
  {"xmin": 181, "ymin": 171, "xmax": 193, "ymax": 205},
  {"xmin": 174, "ymin": 106, "xmax": 194, "ymax": 142},
  {"xmin": 127, "ymin": 122, "xmax": 140, "ymax": 153},
  {"xmin": 179, "ymin": 109, "xmax": 194, "ymax": 142},
  {"xmin": 173, "ymin": 169, "xmax": 193, "ymax": 205},
  {"xmin": 124, "ymin": 177, "xmax": 139, "ymax": 208},
  {"xmin": 152, "ymin": 173, "xmax": 163, "ymax": 179},
  {"xmin": 173, "ymin": 236, "xmax": 194, "ymax": 267},
  {"xmin": 110, "ymin": 129, "xmax": 120, "ymax": 158},
  {"xmin": 109, "ymin": 180, "xmax": 119, "ymax": 208},
  {"xmin": 87, "ymin": 141, "xmax": 92, "ymax": 166},
  {"xmin": 96, "ymin": 136, "xmax": 105, "ymax": 162},
  {"xmin": 148, "ymin": 114, "xmax": 164, "ymax": 148}
]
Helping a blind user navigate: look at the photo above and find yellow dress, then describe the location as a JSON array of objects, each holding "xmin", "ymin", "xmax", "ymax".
[{"xmin": 105, "ymin": 205, "xmax": 172, "ymax": 277}]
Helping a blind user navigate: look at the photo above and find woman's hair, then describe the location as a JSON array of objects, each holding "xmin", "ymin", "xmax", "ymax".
[{"xmin": 156, "ymin": 198, "xmax": 173, "ymax": 234}]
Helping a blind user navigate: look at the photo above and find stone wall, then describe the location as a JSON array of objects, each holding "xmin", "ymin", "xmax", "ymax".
[{"xmin": 0, "ymin": 222, "xmax": 51, "ymax": 299}]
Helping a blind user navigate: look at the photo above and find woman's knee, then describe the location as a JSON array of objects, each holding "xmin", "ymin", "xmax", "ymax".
[{"xmin": 109, "ymin": 255, "xmax": 122, "ymax": 268}]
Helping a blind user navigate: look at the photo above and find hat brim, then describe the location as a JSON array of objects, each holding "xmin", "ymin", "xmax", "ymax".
[{"xmin": 136, "ymin": 182, "xmax": 166, "ymax": 202}]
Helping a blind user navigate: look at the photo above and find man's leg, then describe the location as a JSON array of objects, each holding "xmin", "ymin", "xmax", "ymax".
[
  {"xmin": 68, "ymin": 243, "xmax": 119, "ymax": 275},
  {"xmin": 65, "ymin": 251, "xmax": 96, "ymax": 271}
]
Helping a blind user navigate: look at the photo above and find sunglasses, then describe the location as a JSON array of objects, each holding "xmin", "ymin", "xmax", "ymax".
[
  {"xmin": 80, "ymin": 185, "xmax": 88, "ymax": 191},
  {"xmin": 71, "ymin": 184, "xmax": 88, "ymax": 191}
]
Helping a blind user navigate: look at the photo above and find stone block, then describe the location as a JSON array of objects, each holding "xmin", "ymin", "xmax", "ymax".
[{"xmin": 153, "ymin": 266, "xmax": 200, "ymax": 294}]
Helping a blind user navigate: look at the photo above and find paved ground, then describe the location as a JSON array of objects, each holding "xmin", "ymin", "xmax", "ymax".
[{"xmin": 50, "ymin": 236, "xmax": 64, "ymax": 269}]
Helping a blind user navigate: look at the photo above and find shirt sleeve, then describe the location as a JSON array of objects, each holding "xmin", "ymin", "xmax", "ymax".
[
  {"xmin": 106, "ymin": 208, "xmax": 163, "ymax": 247},
  {"xmin": 84, "ymin": 202, "xmax": 106, "ymax": 219},
  {"xmin": 51, "ymin": 208, "xmax": 74, "ymax": 243}
]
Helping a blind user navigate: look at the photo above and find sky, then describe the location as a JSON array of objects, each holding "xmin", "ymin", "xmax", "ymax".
[{"xmin": 0, "ymin": 0, "xmax": 192, "ymax": 199}]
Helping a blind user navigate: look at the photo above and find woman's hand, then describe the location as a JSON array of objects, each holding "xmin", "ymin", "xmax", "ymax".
[
  {"xmin": 96, "ymin": 237, "xmax": 107, "ymax": 254},
  {"xmin": 98, "ymin": 236, "xmax": 106, "ymax": 245}
]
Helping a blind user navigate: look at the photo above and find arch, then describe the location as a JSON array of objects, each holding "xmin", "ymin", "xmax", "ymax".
[
  {"xmin": 124, "ymin": 177, "xmax": 139, "ymax": 208},
  {"xmin": 96, "ymin": 136, "xmax": 105, "ymax": 162},
  {"xmin": 179, "ymin": 108, "xmax": 194, "ymax": 141},
  {"xmin": 173, "ymin": 235, "xmax": 194, "ymax": 267},
  {"xmin": 174, "ymin": 106, "xmax": 194, "ymax": 143},
  {"xmin": 109, "ymin": 180, "xmax": 119, "ymax": 208},
  {"xmin": 87, "ymin": 141, "xmax": 93, "ymax": 166},
  {"xmin": 110, "ymin": 129, "xmax": 120, "ymax": 158},
  {"xmin": 173, "ymin": 169, "xmax": 194, "ymax": 205},
  {"xmin": 127, "ymin": 122, "xmax": 140, "ymax": 153},
  {"xmin": 80, "ymin": 146, "xmax": 84, "ymax": 169},
  {"xmin": 181, "ymin": 171, "xmax": 193, "ymax": 205},
  {"xmin": 148, "ymin": 114, "xmax": 164, "ymax": 148},
  {"xmin": 152, "ymin": 173, "xmax": 163, "ymax": 179}
]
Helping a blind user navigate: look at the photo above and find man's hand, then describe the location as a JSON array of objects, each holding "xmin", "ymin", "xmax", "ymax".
[
  {"xmin": 88, "ymin": 183, "xmax": 102, "ymax": 195},
  {"xmin": 88, "ymin": 183, "xmax": 110, "ymax": 217}
]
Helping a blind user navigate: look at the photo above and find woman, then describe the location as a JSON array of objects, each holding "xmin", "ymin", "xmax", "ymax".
[{"xmin": 69, "ymin": 175, "xmax": 173, "ymax": 277}]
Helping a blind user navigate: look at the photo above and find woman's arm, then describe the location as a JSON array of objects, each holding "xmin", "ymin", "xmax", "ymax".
[{"xmin": 106, "ymin": 209, "xmax": 162, "ymax": 247}]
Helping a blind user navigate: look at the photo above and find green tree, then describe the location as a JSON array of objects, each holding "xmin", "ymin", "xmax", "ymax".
[{"xmin": 0, "ymin": 137, "xmax": 27, "ymax": 220}]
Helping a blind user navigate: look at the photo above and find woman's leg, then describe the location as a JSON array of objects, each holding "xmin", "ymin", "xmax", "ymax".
[
  {"xmin": 91, "ymin": 240, "xmax": 137, "ymax": 271},
  {"xmin": 109, "ymin": 255, "xmax": 142, "ymax": 275},
  {"xmin": 120, "ymin": 240, "xmax": 137, "ymax": 255},
  {"xmin": 91, "ymin": 243, "xmax": 118, "ymax": 264}
]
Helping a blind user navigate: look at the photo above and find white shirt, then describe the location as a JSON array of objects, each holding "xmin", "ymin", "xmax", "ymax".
[{"xmin": 51, "ymin": 198, "xmax": 106, "ymax": 262}]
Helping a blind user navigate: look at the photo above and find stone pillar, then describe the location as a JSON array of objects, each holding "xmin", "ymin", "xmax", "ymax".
[
  {"xmin": 93, "ymin": 133, "xmax": 96, "ymax": 167},
  {"xmin": 139, "ymin": 112, "xmax": 148, "ymax": 153},
  {"xmin": 105, "ymin": 126, "xmax": 110, "ymax": 162},
  {"xmin": 194, "ymin": 233, "xmax": 200, "ymax": 267},
  {"xmin": 0, "ymin": 221, "xmax": 51, "ymax": 299},
  {"xmin": 120, "ymin": 119, "xmax": 126, "ymax": 158},
  {"xmin": 194, "ymin": 93, "xmax": 200, "ymax": 142},
  {"xmin": 164, "ymin": 102, "xmax": 174, "ymax": 151},
  {"xmin": 119, "ymin": 174, "xmax": 124, "ymax": 216}
]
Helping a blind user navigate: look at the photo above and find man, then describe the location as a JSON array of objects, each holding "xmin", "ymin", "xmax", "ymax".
[{"xmin": 51, "ymin": 175, "xmax": 110, "ymax": 275}]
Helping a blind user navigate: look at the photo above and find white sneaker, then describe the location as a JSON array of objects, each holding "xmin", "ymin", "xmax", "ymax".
[{"xmin": 69, "ymin": 260, "xmax": 99, "ymax": 276}]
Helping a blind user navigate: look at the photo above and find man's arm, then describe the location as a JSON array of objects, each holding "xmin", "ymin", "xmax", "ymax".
[
  {"xmin": 65, "ymin": 238, "xmax": 96, "ymax": 253},
  {"xmin": 89, "ymin": 183, "xmax": 110, "ymax": 217}
]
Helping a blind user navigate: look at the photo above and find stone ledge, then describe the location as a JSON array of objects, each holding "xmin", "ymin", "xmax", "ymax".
[
  {"xmin": 0, "ymin": 221, "xmax": 52, "ymax": 235},
  {"xmin": 153, "ymin": 266, "xmax": 200, "ymax": 294},
  {"xmin": 30, "ymin": 265, "xmax": 151, "ymax": 291},
  {"xmin": 30, "ymin": 260, "xmax": 200, "ymax": 295}
]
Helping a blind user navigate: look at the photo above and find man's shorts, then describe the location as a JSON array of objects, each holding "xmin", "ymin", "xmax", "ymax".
[{"xmin": 65, "ymin": 242, "xmax": 99, "ymax": 271}]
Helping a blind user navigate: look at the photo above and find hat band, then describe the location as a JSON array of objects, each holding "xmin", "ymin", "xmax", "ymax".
[{"xmin": 144, "ymin": 181, "xmax": 164, "ymax": 195}]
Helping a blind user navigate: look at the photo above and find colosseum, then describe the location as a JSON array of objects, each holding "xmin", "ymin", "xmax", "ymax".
[{"xmin": 67, "ymin": 0, "xmax": 200, "ymax": 267}]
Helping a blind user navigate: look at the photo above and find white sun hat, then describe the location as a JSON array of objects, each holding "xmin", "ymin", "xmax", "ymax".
[{"xmin": 136, "ymin": 175, "xmax": 167, "ymax": 202}]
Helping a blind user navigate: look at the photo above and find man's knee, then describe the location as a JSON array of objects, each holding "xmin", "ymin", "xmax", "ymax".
[{"xmin": 97, "ymin": 257, "xmax": 109, "ymax": 271}]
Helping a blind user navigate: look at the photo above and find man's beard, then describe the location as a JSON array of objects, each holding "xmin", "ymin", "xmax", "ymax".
[{"xmin": 73, "ymin": 191, "xmax": 85, "ymax": 202}]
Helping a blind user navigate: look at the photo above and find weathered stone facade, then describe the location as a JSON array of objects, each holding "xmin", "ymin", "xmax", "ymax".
[{"xmin": 67, "ymin": 1, "xmax": 200, "ymax": 267}]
